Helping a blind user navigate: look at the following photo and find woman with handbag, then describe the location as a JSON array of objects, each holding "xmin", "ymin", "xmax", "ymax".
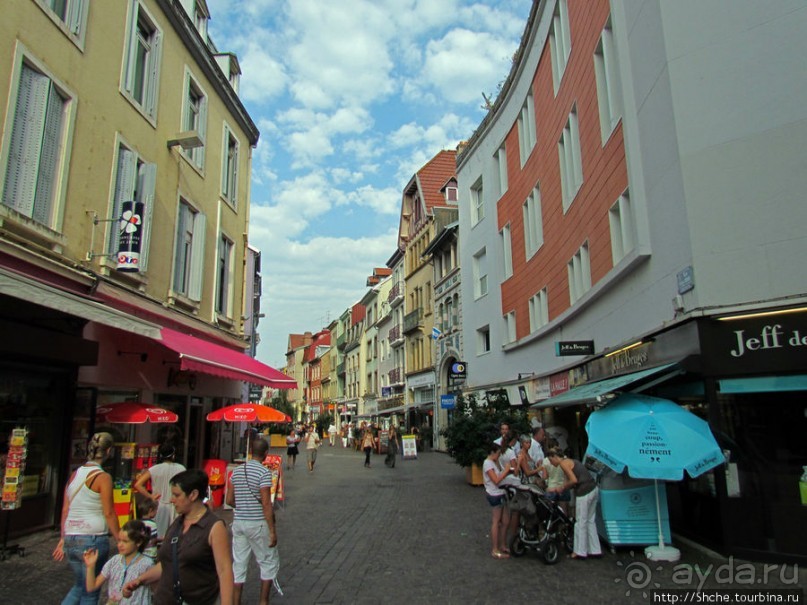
[
  {"xmin": 361, "ymin": 427, "xmax": 375, "ymax": 468},
  {"xmin": 124, "ymin": 469, "xmax": 234, "ymax": 604},
  {"xmin": 53, "ymin": 432, "xmax": 121, "ymax": 604}
]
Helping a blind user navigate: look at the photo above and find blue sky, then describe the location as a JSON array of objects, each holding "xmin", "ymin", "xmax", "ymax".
[{"xmin": 205, "ymin": 0, "xmax": 532, "ymax": 369}]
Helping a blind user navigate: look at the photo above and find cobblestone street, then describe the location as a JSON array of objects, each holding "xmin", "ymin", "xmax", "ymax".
[{"xmin": 1, "ymin": 446, "xmax": 804, "ymax": 604}]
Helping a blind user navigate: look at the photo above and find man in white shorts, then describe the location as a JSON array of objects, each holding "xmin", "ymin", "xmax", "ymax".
[{"xmin": 226, "ymin": 438, "xmax": 279, "ymax": 604}]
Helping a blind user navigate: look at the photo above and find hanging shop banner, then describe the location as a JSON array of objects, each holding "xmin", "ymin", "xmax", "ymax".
[
  {"xmin": 116, "ymin": 200, "xmax": 145, "ymax": 272},
  {"xmin": 401, "ymin": 435, "xmax": 418, "ymax": 460},
  {"xmin": 2, "ymin": 428, "xmax": 28, "ymax": 510}
]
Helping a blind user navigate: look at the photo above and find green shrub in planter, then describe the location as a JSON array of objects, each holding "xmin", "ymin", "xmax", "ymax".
[{"xmin": 441, "ymin": 391, "xmax": 530, "ymax": 468}]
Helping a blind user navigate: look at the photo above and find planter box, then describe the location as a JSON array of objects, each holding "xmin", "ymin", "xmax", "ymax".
[{"xmin": 466, "ymin": 463, "xmax": 484, "ymax": 486}]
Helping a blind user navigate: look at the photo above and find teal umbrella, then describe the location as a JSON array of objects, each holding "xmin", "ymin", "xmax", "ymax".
[
  {"xmin": 585, "ymin": 393, "xmax": 724, "ymax": 561},
  {"xmin": 585, "ymin": 394, "xmax": 724, "ymax": 481}
]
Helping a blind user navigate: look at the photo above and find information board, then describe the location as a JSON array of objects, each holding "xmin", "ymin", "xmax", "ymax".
[{"xmin": 401, "ymin": 435, "xmax": 418, "ymax": 460}]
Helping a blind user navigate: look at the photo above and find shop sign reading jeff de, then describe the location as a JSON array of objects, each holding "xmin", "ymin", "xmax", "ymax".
[{"xmin": 700, "ymin": 311, "xmax": 807, "ymax": 375}]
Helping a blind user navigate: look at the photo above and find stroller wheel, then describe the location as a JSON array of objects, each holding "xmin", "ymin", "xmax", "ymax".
[
  {"xmin": 542, "ymin": 539, "xmax": 560, "ymax": 565},
  {"xmin": 509, "ymin": 535, "xmax": 527, "ymax": 558}
]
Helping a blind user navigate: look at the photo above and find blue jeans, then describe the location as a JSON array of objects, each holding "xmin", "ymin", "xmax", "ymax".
[{"xmin": 61, "ymin": 534, "xmax": 111, "ymax": 605}]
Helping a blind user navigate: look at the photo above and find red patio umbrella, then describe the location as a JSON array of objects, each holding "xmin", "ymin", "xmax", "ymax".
[
  {"xmin": 206, "ymin": 403, "xmax": 290, "ymax": 455},
  {"xmin": 206, "ymin": 403, "xmax": 288, "ymax": 423},
  {"xmin": 96, "ymin": 402, "xmax": 179, "ymax": 424}
]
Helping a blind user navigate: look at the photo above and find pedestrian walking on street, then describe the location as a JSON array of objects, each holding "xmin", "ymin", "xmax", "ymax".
[
  {"xmin": 133, "ymin": 443, "xmax": 186, "ymax": 539},
  {"xmin": 227, "ymin": 438, "xmax": 279, "ymax": 605},
  {"xmin": 327, "ymin": 423, "xmax": 337, "ymax": 446},
  {"xmin": 385, "ymin": 425, "xmax": 399, "ymax": 468},
  {"xmin": 53, "ymin": 431, "xmax": 121, "ymax": 605},
  {"xmin": 123, "ymin": 469, "xmax": 235, "ymax": 604},
  {"xmin": 304, "ymin": 426, "xmax": 321, "ymax": 473},
  {"xmin": 361, "ymin": 427, "xmax": 375, "ymax": 468},
  {"xmin": 83, "ymin": 520, "xmax": 154, "ymax": 604},
  {"xmin": 285, "ymin": 430, "xmax": 300, "ymax": 470}
]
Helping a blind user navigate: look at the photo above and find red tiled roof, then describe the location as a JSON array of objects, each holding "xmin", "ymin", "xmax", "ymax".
[{"xmin": 417, "ymin": 149, "xmax": 457, "ymax": 211}]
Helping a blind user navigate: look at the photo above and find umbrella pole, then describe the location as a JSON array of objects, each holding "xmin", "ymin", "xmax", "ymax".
[
  {"xmin": 644, "ymin": 479, "xmax": 681, "ymax": 562},
  {"xmin": 654, "ymin": 479, "xmax": 665, "ymax": 548}
]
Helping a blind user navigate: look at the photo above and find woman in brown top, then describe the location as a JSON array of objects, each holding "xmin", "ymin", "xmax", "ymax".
[
  {"xmin": 546, "ymin": 447, "xmax": 602, "ymax": 560},
  {"xmin": 124, "ymin": 469, "xmax": 234, "ymax": 604}
]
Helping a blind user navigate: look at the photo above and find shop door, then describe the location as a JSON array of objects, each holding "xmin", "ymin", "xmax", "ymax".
[{"xmin": 186, "ymin": 400, "xmax": 205, "ymax": 470}]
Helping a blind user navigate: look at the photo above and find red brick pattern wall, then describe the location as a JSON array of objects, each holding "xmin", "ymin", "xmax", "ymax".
[{"xmin": 498, "ymin": 0, "xmax": 628, "ymax": 340}]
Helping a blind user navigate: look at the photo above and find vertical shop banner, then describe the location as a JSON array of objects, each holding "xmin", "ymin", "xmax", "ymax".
[
  {"xmin": 116, "ymin": 200, "xmax": 145, "ymax": 272},
  {"xmin": 1, "ymin": 428, "xmax": 28, "ymax": 510},
  {"xmin": 401, "ymin": 435, "xmax": 418, "ymax": 460}
]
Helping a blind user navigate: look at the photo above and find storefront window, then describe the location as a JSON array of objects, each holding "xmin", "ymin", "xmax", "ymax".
[{"xmin": 0, "ymin": 367, "xmax": 70, "ymax": 533}]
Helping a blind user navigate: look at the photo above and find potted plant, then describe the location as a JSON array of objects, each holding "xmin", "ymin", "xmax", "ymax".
[{"xmin": 441, "ymin": 391, "xmax": 529, "ymax": 485}]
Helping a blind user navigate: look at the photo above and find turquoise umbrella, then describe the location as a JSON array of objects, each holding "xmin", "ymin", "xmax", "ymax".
[
  {"xmin": 584, "ymin": 393, "xmax": 724, "ymax": 561},
  {"xmin": 584, "ymin": 393, "xmax": 724, "ymax": 481}
]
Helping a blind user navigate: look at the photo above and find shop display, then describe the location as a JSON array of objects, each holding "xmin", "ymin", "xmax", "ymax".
[{"xmin": 1, "ymin": 428, "xmax": 28, "ymax": 511}]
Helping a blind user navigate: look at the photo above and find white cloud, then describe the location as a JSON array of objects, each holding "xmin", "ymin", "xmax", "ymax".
[{"xmin": 420, "ymin": 28, "xmax": 516, "ymax": 104}]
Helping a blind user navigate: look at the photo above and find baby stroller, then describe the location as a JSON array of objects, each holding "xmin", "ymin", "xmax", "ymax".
[{"xmin": 503, "ymin": 483, "xmax": 574, "ymax": 564}]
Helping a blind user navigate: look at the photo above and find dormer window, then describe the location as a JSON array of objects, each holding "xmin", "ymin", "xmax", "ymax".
[{"xmin": 446, "ymin": 186, "xmax": 458, "ymax": 202}]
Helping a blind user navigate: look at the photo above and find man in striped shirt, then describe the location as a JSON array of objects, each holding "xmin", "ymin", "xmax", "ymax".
[{"xmin": 226, "ymin": 438, "xmax": 279, "ymax": 604}]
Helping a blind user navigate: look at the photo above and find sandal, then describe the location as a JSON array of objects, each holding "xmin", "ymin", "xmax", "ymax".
[
  {"xmin": 491, "ymin": 550, "xmax": 510, "ymax": 559},
  {"xmin": 568, "ymin": 553, "xmax": 587, "ymax": 559}
]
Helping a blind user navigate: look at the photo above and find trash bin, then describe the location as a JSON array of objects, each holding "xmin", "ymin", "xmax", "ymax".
[{"xmin": 203, "ymin": 459, "xmax": 227, "ymax": 509}]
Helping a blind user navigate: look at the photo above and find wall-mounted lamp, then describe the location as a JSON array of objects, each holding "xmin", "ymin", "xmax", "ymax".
[{"xmin": 167, "ymin": 131, "xmax": 204, "ymax": 150}]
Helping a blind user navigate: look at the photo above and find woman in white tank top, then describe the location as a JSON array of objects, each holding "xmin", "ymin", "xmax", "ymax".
[
  {"xmin": 53, "ymin": 432, "xmax": 120, "ymax": 605},
  {"xmin": 133, "ymin": 443, "xmax": 186, "ymax": 538}
]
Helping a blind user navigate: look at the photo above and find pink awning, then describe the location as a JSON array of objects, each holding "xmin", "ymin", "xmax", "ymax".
[{"xmin": 159, "ymin": 327, "xmax": 295, "ymax": 388}]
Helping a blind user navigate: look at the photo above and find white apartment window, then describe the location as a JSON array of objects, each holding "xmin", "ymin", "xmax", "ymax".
[
  {"xmin": 173, "ymin": 200, "xmax": 206, "ymax": 301},
  {"xmin": 549, "ymin": 0, "xmax": 572, "ymax": 94},
  {"xmin": 500, "ymin": 224, "xmax": 513, "ymax": 279},
  {"xmin": 477, "ymin": 326, "xmax": 491, "ymax": 355},
  {"xmin": 523, "ymin": 184, "xmax": 544, "ymax": 258},
  {"xmin": 470, "ymin": 177, "xmax": 484, "ymax": 224},
  {"xmin": 472, "ymin": 248, "xmax": 488, "ymax": 299},
  {"xmin": 594, "ymin": 16, "xmax": 622, "ymax": 143},
  {"xmin": 529, "ymin": 288, "xmax": 549, "ymax": 332},
  {"xmin": 558, "ymin": 105, "xmax": 583, "ymax": 210},
  {"xmin": 107, "ymin": 143, "xmax": 156, "ymax": 270},
  {"xmin": 216, "ymin": 234, "xmax": 234, "ymax": 316},
  {"xmin": 518, "ymin": 91, "xmax": 536, "ymax": 166},
  {"xmin": 36, "ymin": 0, "xmax": 89, "ymax": 45},
  {"xmin": 494, "ymin": 144, "xmax": 508, "ymax": 199},
  {"xmin": 182, "ymin": 72, "xmax": 207, "ymax": 169},
  {"xmin": 2, "ymin": 61, "xmax": 72, "ymax": 230},
  {"xmin": 609, "ymin": 189, "xmax": 635, "ymax": 265},
  {"xmin": 122, "ymin": 1, "xmax": 162, "ymax": 120},
  {"xmin": 503, "ymin": 311, "xmax": 516, "ymax": 345},
  {"xmin": 567, "ymin": 242, "xmax": 592, "ymax": 304},
  {"xmin": 221, "ymin": 125, "xmax": 239, "ymax": 207}
]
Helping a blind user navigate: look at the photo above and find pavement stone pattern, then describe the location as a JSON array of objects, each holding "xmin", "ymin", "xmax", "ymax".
[{"xmin": 1, "ymin": 445, "xmax": 804, "ymax": 604}]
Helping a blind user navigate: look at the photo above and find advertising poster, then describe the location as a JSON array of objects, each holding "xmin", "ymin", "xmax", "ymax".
[{"xmin": 401, "ymin": 435, "xmax": 418, "ymax": 460}]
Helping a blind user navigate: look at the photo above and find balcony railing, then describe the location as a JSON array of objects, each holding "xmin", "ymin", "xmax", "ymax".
[
  {"xmin": 336, "ymin": 333, "xmax": 346, "ymax": 350},
  {"xmin": 388, "ymin": 281, "xmax": 404, "ymax": 307},
  {"xmin": 403, "ymin": 308, "xmax": 423, "ymax": 333},
  {"xmin": 336, "ymin": 361, "xmax": 345, "ymax": 375},
  {"xmin": 388, "ymin": 366, "xmax": 404, "ymax": 385},
  {"xmin": 389, "ymin": 324, "xmax": 404, "ymax": 347}
]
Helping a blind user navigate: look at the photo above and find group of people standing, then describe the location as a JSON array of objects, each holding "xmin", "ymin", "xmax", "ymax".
[
  {"xmin": 482, "ymin": 421, "xmax": 602, "ymax": 561},
  {"xmin": 55, "ymin": 432, "xmax": 280, "ymax": 605}
]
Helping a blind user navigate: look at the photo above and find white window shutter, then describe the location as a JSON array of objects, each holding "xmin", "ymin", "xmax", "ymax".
[
  {"xmin": 145, "ymin": 30, "xmax": 161, "ymax": 117},
  {"xmin": 33, "ymin": 84, "xmax": 65, "ymax": 226},
  {"xmin": 231, "ymin": 142, "xmax": 238, "ymax": 206},
  {"xmin": 187, "ymin": 212, "xmax": 206, "ymax": 301},
  {"xmin": 196, "ymin": 97, "xmax": 207, "ymax": 167},
  {"xmin": 68, "ymin": 0, "xmax": 84, "ymax": 35},
  {"xmin": 108, "ymin": 148, "xmax": 135, "ymax": 255},
  {"xmin": 123, "ymin": 2, "xmax": 140, "ymax": 93},
  {"xmin": 137, "ymin": 162, "xmax": 156, "ymax": 270},
  {"xmin": 220, "ymin": 131, "xmax": 228, "ymax": 198}
]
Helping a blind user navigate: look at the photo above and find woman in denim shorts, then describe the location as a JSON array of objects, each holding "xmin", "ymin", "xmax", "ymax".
[{"xmin": 482, "ymin": 442, "xmax": 516, "ymax": 559}]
